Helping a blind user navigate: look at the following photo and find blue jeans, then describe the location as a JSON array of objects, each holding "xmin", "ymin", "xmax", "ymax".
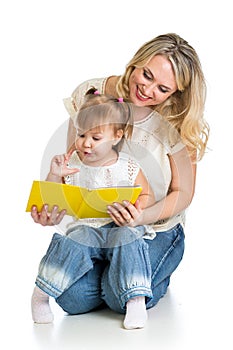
[{"xmin": 35, "ymin": 223, "xmax": 184, "ymax": 314}]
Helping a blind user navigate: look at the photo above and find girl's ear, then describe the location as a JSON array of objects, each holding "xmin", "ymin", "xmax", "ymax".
[
  {"xmin": 116, "ymin": 129, "xmax": 124, "ymax": 139},
  {"xmin": 113, "ymin": 129, "xmax": 124, "ymax": 145}
]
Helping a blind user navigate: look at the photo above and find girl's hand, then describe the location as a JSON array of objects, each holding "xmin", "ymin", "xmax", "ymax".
[
  {"xmin": 107, "ymin": 199, "xmax": 143, "ymax": 227},
  {"xmin": 31, "ymin": 205, "xmax": 66, "ymax": 226},
  {"xmin": 49, "ymin": 152, "xmax": 79, "ymax": 179}
]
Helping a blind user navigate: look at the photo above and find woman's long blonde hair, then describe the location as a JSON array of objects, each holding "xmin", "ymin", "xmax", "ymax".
[{"xmin": 116, "ymin": 33, "xmax": 209, "ymax": 160}]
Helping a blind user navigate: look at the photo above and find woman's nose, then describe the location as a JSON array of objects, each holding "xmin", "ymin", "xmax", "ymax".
[{"xmin": 143, "ymin": 83, "xmax": 156, "ymax": 98}]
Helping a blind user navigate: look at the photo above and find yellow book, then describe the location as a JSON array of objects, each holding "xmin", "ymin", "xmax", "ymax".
[{"xmin": 26, "ymin": 180, "xmax": 142, "ymax": 218}]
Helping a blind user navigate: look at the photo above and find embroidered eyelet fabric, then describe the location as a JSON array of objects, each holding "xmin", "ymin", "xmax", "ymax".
[{"xmin": 65, "ymin": 151, "xmax": 140, "ymax": 229}]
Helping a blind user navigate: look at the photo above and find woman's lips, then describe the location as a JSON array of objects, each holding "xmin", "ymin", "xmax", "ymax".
[{"xmin": 135, "ymin": 87, "xmax": 151, "ymax": 101}]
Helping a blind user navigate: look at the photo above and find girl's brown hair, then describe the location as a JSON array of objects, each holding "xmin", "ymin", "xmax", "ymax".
[{"xmin": 74, "ymin": 89, "xmax": 133, "ymax": 151}]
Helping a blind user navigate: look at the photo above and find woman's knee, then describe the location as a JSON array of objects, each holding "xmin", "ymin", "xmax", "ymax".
[
  {"xmin": 101, "ymin": 271, "xmax": 125, "ymax": 314},
  {"xmin": 56, "ymin": 284, "xmax": 103, "ymax": 314},
  {"xmin": 102, "ymin": 292, "xmax": 125, "ymax": 314},
  {"xmin": 56, "ymin": 261, "xmax": 105, "ymax": 315},
  {"xmin": 146, "ymin": 276, "xmax": 170, "ymax": 309}
]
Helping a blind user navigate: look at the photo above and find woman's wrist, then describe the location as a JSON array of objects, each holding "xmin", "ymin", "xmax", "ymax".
[{"xmin": 134, "ymin": 204, "xmax": 160, "ymax": 226}]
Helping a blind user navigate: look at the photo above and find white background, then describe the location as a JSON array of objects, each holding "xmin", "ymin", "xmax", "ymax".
[{"xmin": 1, "ymin": 0, "xmax": 232, "ymax": 349}]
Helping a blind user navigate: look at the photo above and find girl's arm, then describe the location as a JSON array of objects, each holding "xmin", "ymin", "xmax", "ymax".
[
  {"xmin": 107, "ymin": 147, "xmax": 196, "ymax": 226},
  {"xmin": 31, "ymin": 152, "xmax": 79, "ymax": 226}
]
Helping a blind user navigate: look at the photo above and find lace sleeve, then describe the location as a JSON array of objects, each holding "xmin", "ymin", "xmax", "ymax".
[{"xmin": 63, "ymin": 78, "xmax": 107, "ymax": 120}]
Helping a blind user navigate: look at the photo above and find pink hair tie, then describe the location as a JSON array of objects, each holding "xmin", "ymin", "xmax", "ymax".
[
  {"xmin": 94, "ymin": 90, "xmax": 100, "ymax": 95},
  {"xmin": 118, "ymin": 97, "xmax": 124, "ymax": 102}
]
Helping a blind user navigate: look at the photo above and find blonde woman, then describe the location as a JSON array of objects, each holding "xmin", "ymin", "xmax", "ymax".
[{"xmin": 31, "ymin": 33, "xmax": 209, "ymax": 328}]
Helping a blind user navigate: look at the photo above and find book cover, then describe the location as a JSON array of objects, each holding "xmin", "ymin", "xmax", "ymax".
[{"xmin": 26, "ymin": 181, "xmax": 142, "ymax": 218}]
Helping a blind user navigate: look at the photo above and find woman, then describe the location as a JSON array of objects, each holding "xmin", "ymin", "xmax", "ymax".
[{"xmin": 31, "ymin": 33, "xmax": 209, "ymax": 328}]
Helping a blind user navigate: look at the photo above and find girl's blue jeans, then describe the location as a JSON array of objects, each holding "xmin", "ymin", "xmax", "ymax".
[{"xmin": 35, "ymin": 223, "xmax": 184, "ymax": 315}]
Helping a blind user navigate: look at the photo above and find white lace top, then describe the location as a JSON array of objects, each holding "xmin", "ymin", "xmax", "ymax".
[
  {"xmin": 65, "ymin": 151, "xmax": 146, "ymax": 230},
  {"xmin": 65, "ymin": 151, "xmax": 140, "ymax": 189},
  {"xmin": 63, "ymin": 77, "xmax": 186, "ymax": 233}
]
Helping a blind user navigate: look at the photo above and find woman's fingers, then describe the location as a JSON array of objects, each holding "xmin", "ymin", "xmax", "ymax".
[
  {"xmin": 30, "ymin": 205, "xmax": 66, "ymax": 226},
  {"xmin": 49, "ymin": 206, "xmax": 66, "ymax": 225},
  {"xmin": 31, "ymin": 206, "xmax": 40, "ymax": 223},
  {"xmin": 107, "ymin": 201, "xmax": 137, "ymax": 226}
]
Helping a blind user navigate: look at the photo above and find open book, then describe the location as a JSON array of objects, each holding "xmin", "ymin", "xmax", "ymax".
[{"xmin": 26, "ymin": 180, "xmax": 142, "ymax": 218}]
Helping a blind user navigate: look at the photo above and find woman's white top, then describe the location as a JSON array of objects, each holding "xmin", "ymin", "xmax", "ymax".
[{"xmin": 63, "ymin": 77, "xmax": 186, "ymax": 233}]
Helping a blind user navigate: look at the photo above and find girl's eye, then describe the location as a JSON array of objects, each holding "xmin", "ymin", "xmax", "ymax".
[{"xmin": 93, "ymin": 137, "xmax": 101, "ymax": 141}]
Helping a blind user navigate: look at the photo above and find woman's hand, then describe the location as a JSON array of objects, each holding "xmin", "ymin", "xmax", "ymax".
[
  {"xmin": 107, "ymin": 199, "xmax": 143, "ymax": 227},
  {"xmin": 31, "ymin": 205, "xmax": 66, "ymax": 226}
]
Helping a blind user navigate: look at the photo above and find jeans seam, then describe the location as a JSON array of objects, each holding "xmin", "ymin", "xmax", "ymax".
[
  {"xmin": 119, "ymin": 286, "xmax": 153, "ymax": 308},
  {"xmin": 151, "ymin": 227, "xmax": 183, "ymax": 282},
  {"xmin": 36, "ymin": 277, "xmax": 63, "ymax": 298}
]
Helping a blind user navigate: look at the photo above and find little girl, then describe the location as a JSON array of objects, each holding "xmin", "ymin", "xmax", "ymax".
[{"xmin": 31, "ymin": 91, "xmax": 156, "ymax": 329}]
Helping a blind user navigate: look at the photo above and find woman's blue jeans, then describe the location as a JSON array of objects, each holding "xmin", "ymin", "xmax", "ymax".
[{"xmin": 35, "ymin": 223, "xmax": 184, "ymax": 315}]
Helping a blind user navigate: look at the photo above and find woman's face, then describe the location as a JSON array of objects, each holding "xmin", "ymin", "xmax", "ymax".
[{"xmin": 128, "ymin": 54, "xmax": 178, "ymax": 107}]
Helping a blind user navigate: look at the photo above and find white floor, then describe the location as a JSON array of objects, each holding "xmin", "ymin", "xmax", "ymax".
[{"xmin": 3, "ymin": 260, "xmax": 232, "ymax": 350}]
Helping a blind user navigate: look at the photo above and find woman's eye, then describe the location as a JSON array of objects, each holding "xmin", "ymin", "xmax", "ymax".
[
  {"xmin": 143, "ymin": 69, "xmax": 152, "ymax": 80},
  {"xmin": 159, "ymin": 86, "xmax": 168, "ymax": 93}
]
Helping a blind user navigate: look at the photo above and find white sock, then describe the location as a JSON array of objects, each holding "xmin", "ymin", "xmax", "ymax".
[
  {"xmin": 123, "ymin": 296, "xmax": 147, "ymax": 330},
  {"xmin": 31, "ymin": 286, "xmax": 54, "ymax": 323}
]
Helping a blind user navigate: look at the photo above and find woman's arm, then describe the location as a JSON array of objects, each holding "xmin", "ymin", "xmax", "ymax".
[
  {"xmin": 67, "ymin": 118, "xmax": 77, "ymax": 152},
  {"xmin": 134, "ymin": 169, "xmax": 156, "ymax": 209},
  {"xmin": 139, "ymin": 147, "xmax": 196, "ymax": 224},
  {"xmin": 107, "ymin": 147, "xmax": 196, "ymax": 226}
]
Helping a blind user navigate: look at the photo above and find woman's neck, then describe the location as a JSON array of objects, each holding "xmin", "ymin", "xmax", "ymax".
[{"xmin": 105, "ymin": 76, "xmax": 153, "ymax": 122}]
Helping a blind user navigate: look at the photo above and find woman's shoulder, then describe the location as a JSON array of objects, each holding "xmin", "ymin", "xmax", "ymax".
[
  {"xmin": 72, "ymin": 77, "xmax": 108, "ymax": 96},
  {"xmin": 133, "ymin": 109, "xmax": 185, "ymax": 155},
  {"xmin": 63, "ymin": 77, "xmax": 109, "ymax": 119}
]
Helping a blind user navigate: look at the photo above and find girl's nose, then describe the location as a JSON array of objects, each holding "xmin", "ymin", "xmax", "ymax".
[{"xmin": 83, "ymin": 137, "xmax": 92, "ymax": 148}]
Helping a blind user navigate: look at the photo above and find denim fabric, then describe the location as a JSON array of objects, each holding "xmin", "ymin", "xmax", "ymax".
[
  {"xmin": 36, "ymin": 224, "xmax": 153, "ymax": 313},
  {"xmin": 35, "ymin": 223, "xmax": 184, "ymax": 315},
  {"xmin": 100, "ymin": 223, "xmax": 184, "ymax": 313}
]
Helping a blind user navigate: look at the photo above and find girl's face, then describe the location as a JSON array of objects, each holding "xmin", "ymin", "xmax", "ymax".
[
  {"xmin": 75, "ymin": 125, "xmax": 123, "ymax": 167},
  {"xmin": 128, "ymin": 54, "xmax": 178, "ymax": 107}
]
